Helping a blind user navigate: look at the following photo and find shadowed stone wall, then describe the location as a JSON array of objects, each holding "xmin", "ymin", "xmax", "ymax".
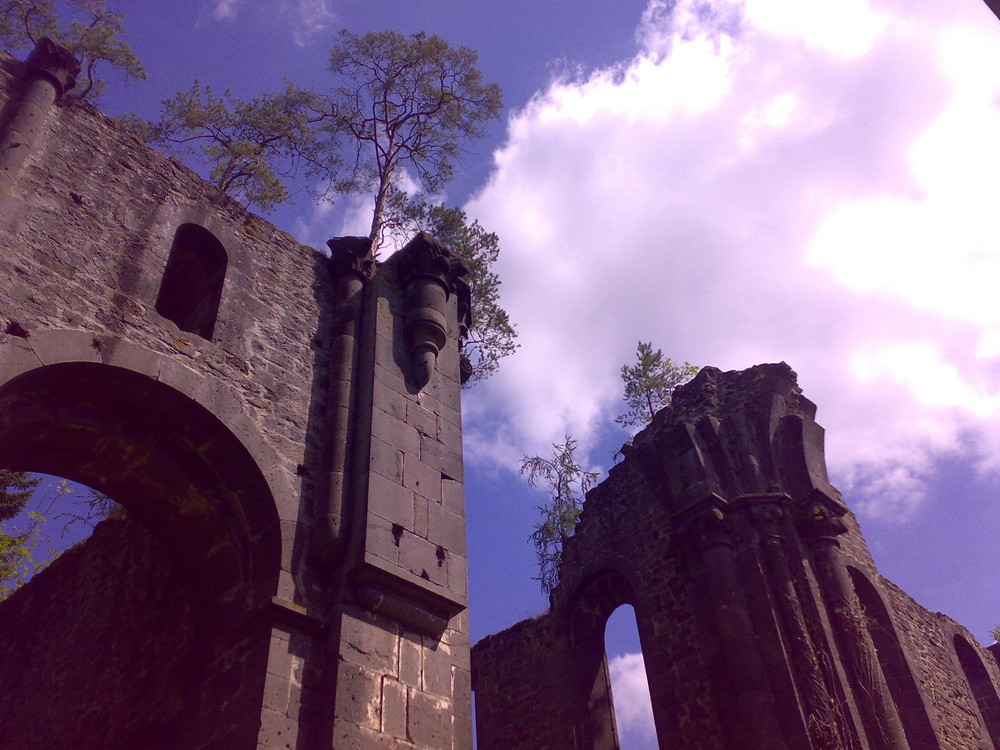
[
  {"xmin": 473, "ymin": 363, "xmax": 1000, "ymax": 750},
  {"xmin": 0, "ymin": 518, "xmax": 194, "ymax": 749}
]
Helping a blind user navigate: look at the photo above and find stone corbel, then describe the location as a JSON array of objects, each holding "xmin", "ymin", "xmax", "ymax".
[
  {"xmin": 395, "ymin": 232, "xmax": 470, "ymax": 390},
  {"xmin": 793, "ymin": 488, "xmax": 849, "ymax": 546}
]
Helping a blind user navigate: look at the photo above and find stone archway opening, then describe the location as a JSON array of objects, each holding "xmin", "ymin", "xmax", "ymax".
[
  {"xmin": 606, "ymin": 604, "xmax": 657, "ymax": 750},
  {"xmin": 569, "ymin": 569, "xmax": 661, "ymax": 750},
  {"xmin": 0, "ymin": 361, "xmax": 282, "ymax": 750}
]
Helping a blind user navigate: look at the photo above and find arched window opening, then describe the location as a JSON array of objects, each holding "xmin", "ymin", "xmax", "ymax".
[
  {"xmin": 155, "ymin": 223, "xmax": 227, "ymax": 340},
  {"xmin": 569, "ymin": 570, "xmax": 663, "ymax": 750},
  {"xmin": 606, "ymin": 604, "xmax": 657, "ymax": 750},
  {"xmin": 955, "ymin": 634, "xmax": 1000, "ymax": 748},
  {"xmin": 848, "ymin": 568, "xmax": 942, "ymax": 750}
]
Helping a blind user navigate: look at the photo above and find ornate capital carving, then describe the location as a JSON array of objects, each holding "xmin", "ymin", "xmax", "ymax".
[
  {"xmin": 26, "ymin": 38, "xmax": 80, "ymax": 99},
  {"xmin": 675, "ymin": 495, "xmax": 733, "ymax": 550},
  {"xmin": 794, "ymin": 489, "xmax": 849, "ymax": 543},
  {"xmin": 395, "ymin": 232, "xmax": 469, "ymax": 390},
  {"xmin": 327, "ymin": 236, "xmax": 378, "ymax": 283},
  {"xmin": 743, "ymin": 492, "xmax": 792, "ymax": 542}
]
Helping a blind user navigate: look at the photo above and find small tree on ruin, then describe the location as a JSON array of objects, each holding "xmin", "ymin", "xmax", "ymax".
[
  {"xmin": 521, "ymin": 436, "xmax": 598, "ymax": 595},
  {"xmin": 123, "ymin": 81, "xmax": 329, "ymax": 212}
]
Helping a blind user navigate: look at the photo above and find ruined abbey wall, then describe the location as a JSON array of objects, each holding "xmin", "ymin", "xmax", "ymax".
[
  {"xmin": 473, "ymin": 364, "xmax": 1000, "ymax": 750},
  {"xmin": 0, "ymin": 41, "xmax": 473, "ymax": 750},
  {"xmin": 0, "ymin": 518, "xmax": 195, "ymax": 749}
]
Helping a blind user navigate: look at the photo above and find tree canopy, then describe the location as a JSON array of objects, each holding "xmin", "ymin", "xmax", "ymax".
[
  {"xmin": 521, "ymin": 436, "xmax": 598, "ymax": 595},
  {"xmin": 0, "ymin": 469, "xmax": 42, "ymax": 598},
  {"xmin": 312, "ymin": 29, "xmax": 502, "ymax": 250},
  {"xmin": 0, "ymin": 0, "xmax": 146, "ymax": 100},
  {"xmin": 125, "ymin": 81, "xmax": 328, "ymax": 211}
]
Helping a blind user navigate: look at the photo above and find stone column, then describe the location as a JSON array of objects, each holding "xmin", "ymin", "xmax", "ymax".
[
  {"xmin": 0, "ymin": 38, "xmax": 79, "ymax": 203},
  {"xmin": 319, "ymin": 237, "xmax": 377, "ymax": 564},
  {"xmin": 798, "ymin": 495, "xmax": 909, "ymax": 750},
  {"xmin": 752, "ymin": 496, "xmax": 847, "ymax": 750},
  {"xmin": 681, "ymin": 498, "xmax": 789, "ymax": 750}
]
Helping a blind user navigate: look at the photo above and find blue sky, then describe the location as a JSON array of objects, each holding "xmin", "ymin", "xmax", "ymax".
[{"xmin": 13, "ymin": 0, "xmax": 1000, "ymax": 746}]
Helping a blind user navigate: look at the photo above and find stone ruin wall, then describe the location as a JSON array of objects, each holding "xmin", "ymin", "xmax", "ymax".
[
  {"xmin": 473, "ymin": 363, "xmax": 1000, "ymax": 750},
  {"xmin": 0, "ymin": 49, "xmax": 332, "ymax": 487}
]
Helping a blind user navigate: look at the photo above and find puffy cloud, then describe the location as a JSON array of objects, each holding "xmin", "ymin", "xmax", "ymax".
[
  {"xmin": 608, "ymin": 652, "xmax": 657, "ymax": 747},
  {"xmin": 464, "ymin": 0, "xmax": 1000, "ymax": 519}
]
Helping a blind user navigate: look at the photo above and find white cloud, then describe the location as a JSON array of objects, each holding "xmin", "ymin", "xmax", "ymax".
[
  {"xmin": 213, "ymin": 0, "xmax": 243, "ymax": 21},
  {"xmin": 464, "ymin": 0, "xmax": 1000, "ymax": 519},
  {"xmin": 609, "ymin": 652, "xmax": 657, "ymax": 747},
  {"xmin": 210, "ymin": 0, "xmax": 336, "ymax": 45},
  {"xmin": 285, "ymin": 0, "xmax": 337, "ymax": 47}
]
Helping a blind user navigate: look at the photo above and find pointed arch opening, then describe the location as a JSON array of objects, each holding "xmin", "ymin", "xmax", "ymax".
[
  {"xmin": 569, "ymin": 569, "xmax": 661, "ymax": 750},
  {"xmin": 848, "ymin": 567, "xmax": 942, "ymax": 750},
  {"xmin": 155, "ymin": 223, "xmax": 228, "ymax": 340},
  {"xmin": 606, "ymin": 604, "xmax": 657, "ymax": 750},
  {"xmin": 955, "ymin": 634, "xmax": 1000, "ymax": 748}
]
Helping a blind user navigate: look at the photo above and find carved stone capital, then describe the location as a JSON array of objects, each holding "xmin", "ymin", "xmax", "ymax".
[
  {"xmin": 675, "ymin": 495, "xmax": 733, "ymax": 550},
  {"xmin": 742, "ymin": 492, "xmax": 792, "ymax": 541},
  {"xmin": 794, "ymin": 489, "xmax": 849, "ymax": 544},
  {"xmin": 327, "ymin": 236, "xmax": 378, "ymax": 283},
  {"xmin": 26, "ymin": 38, "xmax": 80, "ymax": 98}
]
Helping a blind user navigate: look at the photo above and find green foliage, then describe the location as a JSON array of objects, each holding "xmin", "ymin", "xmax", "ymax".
[
  {"xmin": 617, "ymin": 341, "xmax": 698, "ymax": 429},
  {"xmin": 0, "ymin": 469, "xmax": 42, "ymax": 598},
  {"xmin": 313, "ymin": 29, "xmax": 503, "ymax": 250},
  {"xmin": 123, "ymin": 81, "xmax": 329, "ymax": 211},
  {"xmin": 521, "ymin": 436, "xmax": 598, "ymax": 595},
  {"xmin": 396, "ymin": 196, "xmax": 518, "ymax": 384},
  {"xmin": 0, "ymin": 471, "xmax": 118, "ymax": 599},
  {"xmin": 0, "ymin": 0, "xmax": 146, "ymax": 100},
  {"xmin": 990, "ymin": 625, "xmax": 1000, "ymax": 644}
]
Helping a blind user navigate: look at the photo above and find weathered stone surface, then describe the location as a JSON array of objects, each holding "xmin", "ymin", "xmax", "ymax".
[
  {"xmin": 0, "ymin": 41, "xmax": 472, "ymax": 750},
  {"xmin": 473, "ymin": 364, "xmax": 1000, "ymax": 750}
]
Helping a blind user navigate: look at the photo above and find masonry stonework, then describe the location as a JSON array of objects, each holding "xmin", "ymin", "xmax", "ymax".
[
  {"xmin": 472, "ymin": 364, "xmax": 1000, "ymax": 750},
  {"xmin": 0, "ymin": 41, "xmax": 471, "ymax": 749}
]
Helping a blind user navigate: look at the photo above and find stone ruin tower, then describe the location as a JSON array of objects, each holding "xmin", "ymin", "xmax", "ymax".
[
  {"xmin": 0, "ymin": 42, "xmax": 472, "ymax": 748},
  {"xmin": 473, "ymin": 363, "xmax": 1000, "ymax": 750}
]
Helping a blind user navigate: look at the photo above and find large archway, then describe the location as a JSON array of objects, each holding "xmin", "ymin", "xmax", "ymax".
[{"xmin": 0, "ymin": 357, "xmax": 283, "ymax": 749}]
